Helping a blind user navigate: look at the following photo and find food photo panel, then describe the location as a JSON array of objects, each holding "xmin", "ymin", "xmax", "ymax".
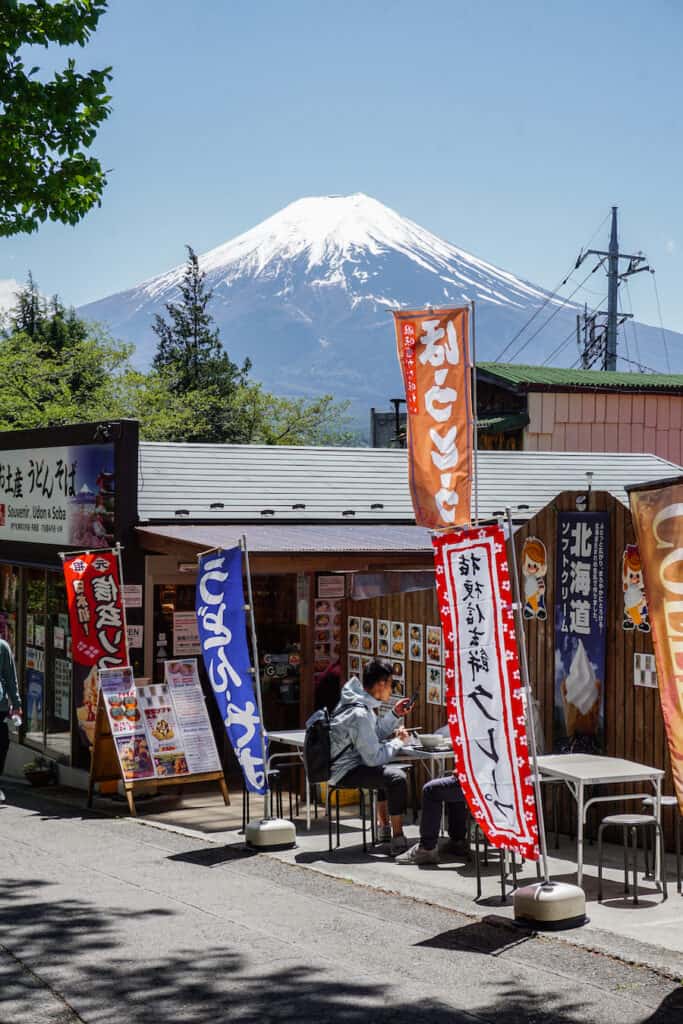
[
  {"xmin": 426, "ymin": 664, "xmax": 443, "ymax": 705},
  {"xmin": 390, "ymin": 621, "xmax": 405, "ymax": 659},
  {"xmin": 426, "ymin": 624, "xmax": 442, "ymax": 665},
  {"xmin": 408, "ymin": 623, "xmax": 423, "ymax": 662},
  {"xmin": 360, "ymin": 617, "xmax": 374, "ymax": 654},
  {"xmin": 348, "ymin": 653, "xmax": 362, "ymax": 677}
]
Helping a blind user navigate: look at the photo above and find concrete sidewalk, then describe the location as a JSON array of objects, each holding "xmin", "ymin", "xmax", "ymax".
[{"xmin": 19, "ymin": 780, "xmax": 683, "ymax": 978}]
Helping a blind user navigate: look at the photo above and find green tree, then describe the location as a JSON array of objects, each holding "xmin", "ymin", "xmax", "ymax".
[
  {"xmin": 152, "ymin": 245, "xmax": 249, "ymax": 392},
  {"xmin": 0, "ymin": 0, "xmax": 112, "ymax": 236},
  {"xmin": 151, "ymin": 244, "xmax": 252, "ymax": 442},
  {"xmin": 0, "ymin": 276, "xmax": 131, "ymax": 428},
  {"xmin": 0, "ymin": 275, "xmax": 358, "ymax": 447}
]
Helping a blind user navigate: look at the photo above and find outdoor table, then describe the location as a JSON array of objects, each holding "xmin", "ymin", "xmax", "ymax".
[
  {"xmin": 266, "ymin": 729, "xmax": 310, "ymax": 827},
  {"xmin": 267, "ymin": 730, "xmax": 456, "ymax": 832},
  {"xmin": 536, "ymin": 753, "xmax": 665, "ymax": 886}
]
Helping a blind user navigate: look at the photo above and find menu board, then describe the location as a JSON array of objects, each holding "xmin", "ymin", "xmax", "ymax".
[
  {"xmin": 314, "ymin": 597, "xmax": 342, "ymax": 673},
  {"xmin": 99, "ymin": 659, "xmax": 221, "ymax": 782},
  {"xmin": 160, "ymin": 659, "xmax": 222, "ymax": 774}
]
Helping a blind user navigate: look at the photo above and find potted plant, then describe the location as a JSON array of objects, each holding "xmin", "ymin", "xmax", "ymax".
[{"xmin": 23, "ymin": 756, "xmax": 54, "ymax": 787}]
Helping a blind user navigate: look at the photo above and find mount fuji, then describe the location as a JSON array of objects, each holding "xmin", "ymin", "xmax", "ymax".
[{"xmin": 78, "ymin": 193, "xmax": 679, "ymax": 416}]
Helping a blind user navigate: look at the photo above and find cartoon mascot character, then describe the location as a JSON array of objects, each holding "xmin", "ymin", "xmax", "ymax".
[
  {"xmin": 623, "ymin": 545, "xmax": 649, "ymax": 632},
  {"xmin": 521, "ymin": 537, "xmax": 548, "ymax": 620}
]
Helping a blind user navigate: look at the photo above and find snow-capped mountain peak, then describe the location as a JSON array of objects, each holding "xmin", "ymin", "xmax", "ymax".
[
  {"xmin": 78, "ymin": 193, "xmax": 678, "ymax": 417},
  {"xmin": 144, "ymin": 193, "xmax": 551, "ymax": 310}
]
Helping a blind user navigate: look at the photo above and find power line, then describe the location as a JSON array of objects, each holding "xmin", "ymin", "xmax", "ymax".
[
  {"xmin": 651, "ymin": 271, "xmax": 672, "ymax": 372},
  {"xmin": 622, "ymin": 279, "xmax": 642, "ymax": 370},
  {"xmin": 506, "ymin": 263, "xmax": 605, "ymax": 363},
  {"xmin": 493, "ymin": 210, "xmax": 612, "ymax": 363}
]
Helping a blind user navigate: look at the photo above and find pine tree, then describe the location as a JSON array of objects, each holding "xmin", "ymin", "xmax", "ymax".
[{"xmin": 152, "ymin": 245, "xmax": 250, "ymax": 393}]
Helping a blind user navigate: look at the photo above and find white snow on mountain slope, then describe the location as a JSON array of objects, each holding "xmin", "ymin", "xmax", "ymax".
[
  {"xmin": 142, "ymin": 193, "xmax": 558, "ymax": 310},
  {"xmin": 78, "ymin": 193, "xmax": 679, "ymax": 416}
]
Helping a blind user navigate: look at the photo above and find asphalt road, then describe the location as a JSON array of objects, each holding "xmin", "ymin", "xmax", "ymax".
[{"xmin": 0, "ymin": 785, "xmax": 681, "ymax": 1024}]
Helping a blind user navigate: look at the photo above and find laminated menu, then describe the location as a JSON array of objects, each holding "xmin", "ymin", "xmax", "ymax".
[{"xmin": 98, "ymin": 659, "xmax": 221, "ymax": 782}]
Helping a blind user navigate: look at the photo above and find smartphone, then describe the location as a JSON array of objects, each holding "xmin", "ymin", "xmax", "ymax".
[{"xmin": 407, "ymin": 691, "xmax": 420, "ymax": 711}]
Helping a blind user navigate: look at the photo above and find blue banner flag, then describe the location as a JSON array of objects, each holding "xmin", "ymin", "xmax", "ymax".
[{"xmin": 195, "ymin": 547, "xmax": 267, "ymax": 794}]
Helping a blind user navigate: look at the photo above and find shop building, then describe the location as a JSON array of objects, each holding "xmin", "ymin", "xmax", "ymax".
[{"xmin": 1, "ymin": 419, "xmax": 679, "ymax": 790}]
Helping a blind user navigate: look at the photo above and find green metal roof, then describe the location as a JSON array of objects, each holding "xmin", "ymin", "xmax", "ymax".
[
  {"xmin": 477, "ymin": 362, "xmax": 683, "ymax": 393},
  {"xmin": 477, "ymin": 412, "xmax": 529, "ymax": 434}
]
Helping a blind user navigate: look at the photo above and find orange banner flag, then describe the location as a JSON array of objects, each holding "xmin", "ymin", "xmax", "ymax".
[
  {"xmin": 628, "ymin": 476, "xmax": 683, "ymax": 812},
  {"xmin": 393, "ymin": 308, "xmax": 473, "ymax": 530}
]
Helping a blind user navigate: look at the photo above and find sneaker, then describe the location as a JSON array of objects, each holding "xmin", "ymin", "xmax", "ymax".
[
  {"xmin": 377, "ymin": 825, "xmax": 392, "ymax": 844},
  {"xmin": 441, "ymin": 837, "xmax": 470, "ymax": 859},
  {"xmin": 389, "ymin": 834, "xmax": 409, "ymax": 857},
  {"xmin": 0, "ymin": 789, "xmax": 4, "ymax": 803},
  {"xmin": 396, "ymin": 843, "xmax": 439, "ymax": 865}
]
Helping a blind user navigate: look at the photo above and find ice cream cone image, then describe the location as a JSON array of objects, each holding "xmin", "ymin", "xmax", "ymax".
[{"xmin": 561, "ymin": 639, "xmax": 600, "ymax": 737}]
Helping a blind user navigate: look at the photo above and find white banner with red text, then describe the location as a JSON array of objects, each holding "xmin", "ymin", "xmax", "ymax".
[{"xmin": 433, "ymin": 525, "xmax": 539, "ymax": 858}]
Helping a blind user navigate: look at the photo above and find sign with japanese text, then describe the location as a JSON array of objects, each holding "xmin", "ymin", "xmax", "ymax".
[
  {"xmin": 99, "ymin": 662, "xmax": 222, "ymax": 783},
  {"xmin": 553, "ymin": 512, "xmax": 608, "ymax": 753},
  {"xmin": 433, "ymin": 525, "xmax": 539, "ymax": 860},
  {"xmin": 62, "ymin": 549, "xmax": 129, "ymax": 750},
  {"xmin": 394, "ymin": 308, "xmax": 473, "ymax": 530},
  {"xmin": 628, "ymin": 479, "xmax": 683, "ymax": 812},
  {"xmin": 195, "ymin": 547, "xmax": 267, "ymax": 795},
  {"xmin": 0, "ymin": 443, "xmax": 115, "ymax": 547}
]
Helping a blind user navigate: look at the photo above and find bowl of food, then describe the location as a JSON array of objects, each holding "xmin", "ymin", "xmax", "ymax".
[{"xmin": 417, "ymin": 733, "xmax": 450, "ymax": 751}]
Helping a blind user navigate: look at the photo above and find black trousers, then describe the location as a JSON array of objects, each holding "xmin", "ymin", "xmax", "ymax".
[
  {"xmin": 0, "ymin": 714, "xmax": 9, "ymax": 776},
  {"xmin": 337, "ymin": 763, "xmax": 407, "ymax": 816}
]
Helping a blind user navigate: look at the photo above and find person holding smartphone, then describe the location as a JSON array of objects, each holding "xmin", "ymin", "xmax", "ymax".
[{"xmin": 329, "ymin": 658, "xmax": 415, "ymax": 856}]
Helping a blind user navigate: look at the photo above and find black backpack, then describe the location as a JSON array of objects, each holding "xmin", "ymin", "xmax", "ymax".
[{"xmin": 303, "ymin": 702, "xmax": 364, "ymax": 783}]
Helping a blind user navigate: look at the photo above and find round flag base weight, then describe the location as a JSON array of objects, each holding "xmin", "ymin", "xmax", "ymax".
[
  {"xmin": 513, "ymin": 882, "xmax": 587, "ymax": 930},
  {"xmin": 245, "ymin": 817, "xmax": 297, "ymax": 851}
]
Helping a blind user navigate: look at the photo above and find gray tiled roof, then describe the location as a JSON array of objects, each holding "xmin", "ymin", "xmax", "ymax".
[
  {"xmin": 137, "ymin": 442, "xmax": 681, "ymax": 523},
  {"xmin": 137, "ymin": 522, "xmax": 434, "ymax": 553}
]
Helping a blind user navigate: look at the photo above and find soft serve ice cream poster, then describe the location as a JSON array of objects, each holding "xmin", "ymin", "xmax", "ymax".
[{"xmin": 553, "ymin": 511, "xmax": 609, "ymax": 753}]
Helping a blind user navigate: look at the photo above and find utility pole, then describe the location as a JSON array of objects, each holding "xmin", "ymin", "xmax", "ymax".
[{"xmin": 575, "ymin": 207, "xmax": 651, "ymax": 371}]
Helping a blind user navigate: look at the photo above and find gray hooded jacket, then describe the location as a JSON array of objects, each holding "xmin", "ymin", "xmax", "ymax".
[{"xmin": 328, "ymin": 677, "xmax": 403, "ymax": 785}]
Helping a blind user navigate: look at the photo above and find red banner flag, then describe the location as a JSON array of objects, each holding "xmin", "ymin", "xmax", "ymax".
[
  {"xmin": 63, "ymin": 550, "xmax": 128, "ymax": 668},
  {"xmin": 628, "ymin": 477, "xmax": 683, "ymax": 812},
  {"xmin": 393, "ymin": 307, "xmax": 473, "ymax": 530},
  {"xmin": 433, "ymin": 525, "xmax": 539, "ymax": 858}
]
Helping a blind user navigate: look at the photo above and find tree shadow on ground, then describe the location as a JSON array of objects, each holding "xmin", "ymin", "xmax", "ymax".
[{"xmin": 0, "ymin": 877, "xmax": 610, "ymax": 1024}]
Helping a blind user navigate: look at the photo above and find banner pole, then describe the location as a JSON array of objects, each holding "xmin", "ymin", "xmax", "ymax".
[
  {"xmin": 505, "ymin": 506, "xmax": 550, "ymax": 883},
  {"xmin": 115, "ymin": 542, "xmax": 131, "ymax": 667},
  {"xmin": 240, "ymin": 535, "xmax": 270, "ymax": 819},
  {"xmin": 470, "ymin": 301, "xmax": 479, "ymax": 526}
]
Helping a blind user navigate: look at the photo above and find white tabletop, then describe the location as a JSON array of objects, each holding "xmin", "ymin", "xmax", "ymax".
[
  {"xmin": 537, "ymin": 753, "xmax": 664, "ymax": 785},
  {"xmin": 268, "ymin": 729, "xmax": 305, "ymax": 748}
]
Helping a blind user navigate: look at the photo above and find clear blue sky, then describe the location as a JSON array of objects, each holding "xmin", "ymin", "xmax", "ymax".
[{"xmin": 2, "ymin": 0, "xmax": 682, "ymax": 341}]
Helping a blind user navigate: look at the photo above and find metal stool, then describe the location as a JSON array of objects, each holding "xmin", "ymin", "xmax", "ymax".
[
  {"xmin": 597, "ymin": 813, "xmax": 668, "ymax": 904},
  {"xmin": 642, "ymin": 796, "xmax": 682, "ymax": 894},
  {"xmin": 471, "ymin": 821, "xmax": 518, "ymax": 903},
  {"xmin": 327, "ymin": 785, "xmax": 376, "ymax": 853}
]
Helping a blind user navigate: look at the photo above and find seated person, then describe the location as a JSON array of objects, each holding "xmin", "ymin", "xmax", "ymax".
[
  {"xmin": 396, "ymin": 765, "xmax": 469, "ymax": 865},
  {"xmin": 329, "ymin": 658, "xmax": 412, "ymax": 856}
]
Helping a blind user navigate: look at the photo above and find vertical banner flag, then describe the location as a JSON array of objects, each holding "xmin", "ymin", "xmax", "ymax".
[
  {"xmin": 433, "ymin": 525, "xmax": 539, "ymax": 859},
  {"xmin": 195, "ymin": 547, "xmax": 267, "ymax": 795},
  {"xmin": 553, "ymin": 512, "xmax": 608, "ymax": 754},
  {"xmin": 628, "ymin": 477, "xmax": 683, "ymax": 811},
  {"xmin": 62, "ymin": 550, "xmax": 129, "ymax": 748},
  {"xmin": 394, "ymin": 307, "xmax": 473, "ymax": 529}
]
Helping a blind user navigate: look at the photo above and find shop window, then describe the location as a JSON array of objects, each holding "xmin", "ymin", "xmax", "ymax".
[
  {"xmin": 46, "ymin": 573, "xmax": 71, "ymax": 761},
  {"xmin": 0, "ymin": 564, "xmax": 19, "ymax": 656},
  {"xmin": 24, "ymin": 568, "xmax": 46, "ymax": 749}
]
